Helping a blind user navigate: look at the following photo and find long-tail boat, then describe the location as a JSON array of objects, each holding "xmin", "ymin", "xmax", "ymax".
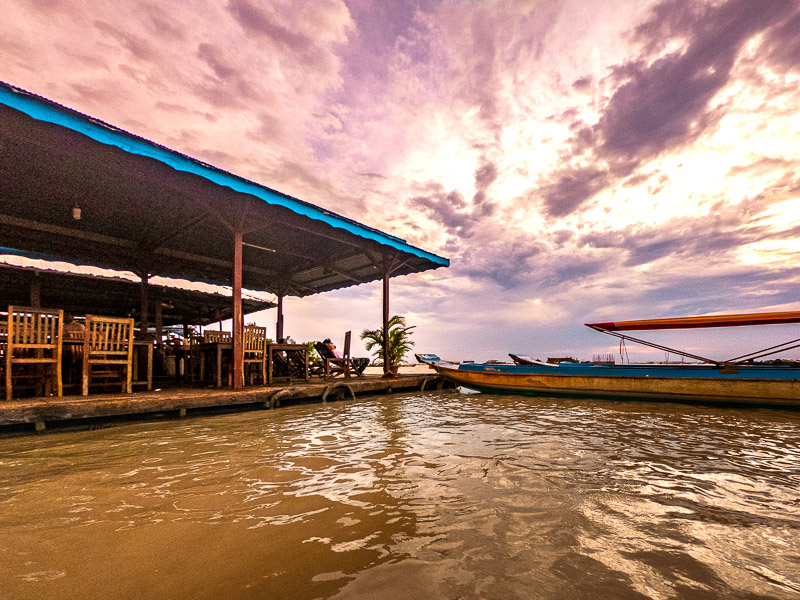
[{"xmin": 417, "ymin": 311, "xmax": 800, "ymax": 407}]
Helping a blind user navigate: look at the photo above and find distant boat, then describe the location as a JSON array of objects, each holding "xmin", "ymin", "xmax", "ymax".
[{"xmin": 417, "ymin": 311, "xmax": 800, "ymax": 407}]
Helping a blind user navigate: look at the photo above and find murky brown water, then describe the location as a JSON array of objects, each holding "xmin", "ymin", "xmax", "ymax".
[{"xmin": 1, "ymin": 391, "xmax": 799, "ymax": 599}]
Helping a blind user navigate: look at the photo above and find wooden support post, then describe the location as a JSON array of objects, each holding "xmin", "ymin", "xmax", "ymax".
[
  {"xmin": 30, "ymin": 274, "xmax": 41, "ymax": 308},
  {"xmin": 383, "ymin": 269, "xmax": 390, "ymax": 376},
  {"xmin": 154, "ymin": 292, "xmax": 163, "ymax": 349},
  {"xmin": 232, "ymin": 229, "xmax": 244, "ymax": 388},
  {"xmin": 276, "ymin": 295, "xmax": 284, "ymax": 341},
  {"xmin": 182, "ymin": 321, "xmax": 190, "ymax": 380},
  {"xmin": 140, "ymin": 278, "xmax": 150, "ymax": 336}
]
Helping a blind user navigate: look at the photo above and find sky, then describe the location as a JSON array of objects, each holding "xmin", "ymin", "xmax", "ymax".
[{"xmin": 2, "ymin": 0, "xmax": 799, "ymax": 363}]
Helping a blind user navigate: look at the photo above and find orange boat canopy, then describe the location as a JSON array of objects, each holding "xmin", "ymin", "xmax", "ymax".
[{"xmin": 586, "ymin": 311, "xmax": 800, "ymax": 332}]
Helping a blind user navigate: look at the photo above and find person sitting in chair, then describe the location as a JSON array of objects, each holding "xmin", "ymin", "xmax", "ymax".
[
  {"xmin": 323, "ymin": 338, "xmax": 341, "ymax": 358},
  {"xmin": 322, "ymin": 338, "xmax": 369, "ymax": 375}
]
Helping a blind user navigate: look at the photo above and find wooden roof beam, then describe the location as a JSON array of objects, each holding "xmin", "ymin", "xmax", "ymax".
[{"xmin": 0, "ymin": 214, "xmax": 278, "ymax": 281}]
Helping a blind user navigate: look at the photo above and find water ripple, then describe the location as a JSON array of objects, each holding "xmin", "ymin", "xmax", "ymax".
[{"xmin": 0, "ymin": 392, "xmax": 798, "ymax": 599}]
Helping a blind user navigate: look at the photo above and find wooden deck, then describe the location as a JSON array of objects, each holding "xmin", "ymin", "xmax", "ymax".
[{"xmin": 0, "ymin": 373, "xmax": 447, "ymax": 433}]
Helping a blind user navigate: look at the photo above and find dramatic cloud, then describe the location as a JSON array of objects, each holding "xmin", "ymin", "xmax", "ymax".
[{"xmin": 537, "ymin": 0, "xmax": 799, "ymax": 218}]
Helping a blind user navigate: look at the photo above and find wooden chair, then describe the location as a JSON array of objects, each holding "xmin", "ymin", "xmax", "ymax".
[
  {"xmin": 308, "ymin": 348, "xmax": 326, "ymax": 378},
  {"xmin": 242, "ymin": 325, "xmax": 267, "ymax": 385},
  {"xmin": 4, "ymin": 306, "xmax": 63, "ymax": 401},
  {"xmin": 270, "ymin": 349, "xmax": 293, "ymax": 380},
  {"xmin": 204, "ymin": 330, "xmax": 231, "ymax": 343},
  {"xmin": 82, "ymin": 315, "xmax": 134, "ymax": 396},
  {"xmin": 185, "ymin": 336, "xmax": 202, "ymax": 382},
  {"xmin": 319, "ymin": 332, "xmax": 358, "ymax": 379},
  {"xmin": 199, "ymin": 330, "xmax": 232, "ymax": 387},
  {"xmin": 270, "ymin": 345, "xmax": 308, "ymax": 382}
]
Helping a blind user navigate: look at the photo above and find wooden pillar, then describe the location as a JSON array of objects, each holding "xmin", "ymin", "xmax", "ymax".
[
  {"xmin": 232, "ymin": 229, "xmax": 244, "ymax": 388},
  {"xmin": 29, "ymin": 274, "xmax": 41, "ymax": 308},
  {"xmin": 382, "ymin": 269, "xmax": 390, "ymax": 375},
  {"xmin": 154, "ymin": 291, "xmax": 163, "ymax": 349},
  {"xmin": 183, "ymin": 321, "xmax": 190, "ymax": 381},
  {"xmin": 276, "ymin": 295, "xmax": 284, "ymax": 341},
  {"xmin": 140, "ymin": 278, "xmax": 150, "ymax": 337}
]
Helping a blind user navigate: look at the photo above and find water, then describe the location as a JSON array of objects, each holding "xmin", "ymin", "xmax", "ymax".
[{"xmin": 1, "ymin": 391, "xmax": 799, "ymax": 599}]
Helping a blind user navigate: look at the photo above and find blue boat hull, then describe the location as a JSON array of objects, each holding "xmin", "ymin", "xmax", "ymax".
[{"xmin": 421, "ymin": 359, "xmax": 800, "ymax": 407}]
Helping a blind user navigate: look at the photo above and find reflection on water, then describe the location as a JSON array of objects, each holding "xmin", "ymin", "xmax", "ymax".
[{"xmin": 1, "ymin": 393, "xmax": 799, "ymax": 599}]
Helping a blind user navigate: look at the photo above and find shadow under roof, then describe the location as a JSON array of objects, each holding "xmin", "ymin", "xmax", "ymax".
[
  {"xmin": 0, "ymin": 82, "xmax": 449, "ymax": 298},
  {"xmin": 0, "ymin": 247, "xmax": 275, "ymax": 327}
]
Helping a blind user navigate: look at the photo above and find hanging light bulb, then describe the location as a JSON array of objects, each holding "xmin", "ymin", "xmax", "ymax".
[{"xmin": 72, "ymin": 204, "xmax": 82, "ymax": 220}]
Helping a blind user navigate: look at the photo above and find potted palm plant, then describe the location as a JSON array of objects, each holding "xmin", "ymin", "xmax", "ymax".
[{"xmin": 360, "ymin": 315, "xmax": 415, "ymax": 375}]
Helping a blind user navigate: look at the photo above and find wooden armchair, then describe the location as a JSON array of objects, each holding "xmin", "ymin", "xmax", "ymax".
[
  {"xmin": 4, "ymin": 306, "xmax": 63, "ymax": 401},
  {"xmin": 82, "ymin": 315, "xmax": 134, "ymax": 395},
  {"xmin": 243, "ymin": 325, "xmax": 267, "ymax": 385},
  {"xmin": 308, "ymin": 347, "xmax": 326, "ymax": 377},
  {"xmin": 319, "ymin": 331, "xmax": 359, "ymax": 379}
]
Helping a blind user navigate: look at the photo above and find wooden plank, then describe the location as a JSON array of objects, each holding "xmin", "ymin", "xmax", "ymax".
[{"xmin": 0, "ymin": 374, "xmax": 445, "ymax": 428}]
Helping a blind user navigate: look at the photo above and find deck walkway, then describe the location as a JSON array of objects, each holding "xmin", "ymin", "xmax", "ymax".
[{"xmin": 0, "ymin": 373, "xmax": 447, "ymax": 433}]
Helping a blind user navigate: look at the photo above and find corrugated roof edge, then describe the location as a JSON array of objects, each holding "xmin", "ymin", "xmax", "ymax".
[{"xmin": 0, "ymin": 81, "xmax": 449, "ymax": 268}]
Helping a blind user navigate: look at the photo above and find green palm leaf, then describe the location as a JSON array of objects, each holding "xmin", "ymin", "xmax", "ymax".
[{"xmin": 360, "ymin": 315, "xmax": 415, "ymax": 368}]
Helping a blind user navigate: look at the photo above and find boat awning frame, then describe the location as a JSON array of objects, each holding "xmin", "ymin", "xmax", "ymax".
[
  {"xmin": 586, "ymin": 311, "xmax": 800, "ymax": 332},
  {"xmin": 586, "ymin": 311, "xmax": 800, "ymax": 365}
]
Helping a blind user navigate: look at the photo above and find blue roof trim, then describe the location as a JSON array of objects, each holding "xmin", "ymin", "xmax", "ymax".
[{"xmin": 0, "ymin": 82, "xmax": 449, "ymax": 267}]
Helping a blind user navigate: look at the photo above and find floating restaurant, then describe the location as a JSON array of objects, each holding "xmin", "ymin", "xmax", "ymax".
[{"xmin": 0, "ymin": 81, "xmax": 449, "ymax": 431}]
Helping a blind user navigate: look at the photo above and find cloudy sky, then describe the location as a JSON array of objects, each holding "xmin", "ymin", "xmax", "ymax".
[{"xmin": 2, "ymin": 0, "xmax": 799, "ymax": 362}]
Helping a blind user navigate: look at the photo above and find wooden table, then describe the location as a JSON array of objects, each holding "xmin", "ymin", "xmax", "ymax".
[
  {"xmin": 196, "ymin": 342, "xmax": 309, "ymax": 387},
  {"xmin": 266, "ymin": 343, "xmax": 309, "ymax": 384},
  {"xmin": 197, "ymin": 342, "xmax": 232, "ymax": 388}
]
